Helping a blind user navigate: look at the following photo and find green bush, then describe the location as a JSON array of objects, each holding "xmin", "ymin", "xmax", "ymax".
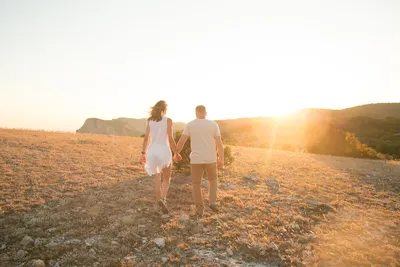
[{"xmin": 173, "ymin": 130, "xmax": 234, "ymax": 173}]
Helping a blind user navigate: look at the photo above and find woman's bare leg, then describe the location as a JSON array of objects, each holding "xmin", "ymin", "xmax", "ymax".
[
  {"xmin": 153, "ymin": 173, "xmax": 162, "ymax": 201},
  {"xmin": 161, "ymin": 164, "xmax": 172, "ymax": 200}
]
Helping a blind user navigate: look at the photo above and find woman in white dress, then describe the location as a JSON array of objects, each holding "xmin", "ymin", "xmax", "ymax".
[{"xmin": 141, "ymin": 100, "xmax": 181, "ymax": 214}]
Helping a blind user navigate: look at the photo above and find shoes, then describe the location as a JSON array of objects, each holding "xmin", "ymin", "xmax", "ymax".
[{"xmin": 158, "ymin": 199, "xmax": 169, "ymax": 214}]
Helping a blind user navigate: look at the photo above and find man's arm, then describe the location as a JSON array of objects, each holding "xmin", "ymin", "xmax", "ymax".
[
  {"xmin": 176, "ymin": 134, "xmax": 189, "ymax": 154},
  {"xmin": 214, "ymin": 123, "xmax": 224, "ymax": 168},
  {"xmin": 215, "ymin": 135, "xmax": 224, "ymax": 168}
]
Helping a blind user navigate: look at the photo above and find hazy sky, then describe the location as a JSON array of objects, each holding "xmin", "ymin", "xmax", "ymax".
[{"xmin": 1, "ymin": 0, "xmax": 399, "ymax": 131}]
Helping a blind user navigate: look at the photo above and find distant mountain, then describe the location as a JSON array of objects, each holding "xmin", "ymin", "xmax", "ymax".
[
  {"xmin": 76, "ymin": 117, "xmax": 185, "ymax": 137},
  {"xmin": 338, "ymin": 103, "xmax": 400, "ymax": 118},
  {"xmin": 295, "ymin": 103, "xmax": 400, "ymax": 119}
]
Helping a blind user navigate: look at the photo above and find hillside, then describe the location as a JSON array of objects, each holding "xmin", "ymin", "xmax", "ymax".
[
  {"xmin": 76, "ymin": 118, "xmax": 185, "ymax": 137},
  {"xmin": 218, "ymin": 103, "xmax": 400, "ymax": 159},
  {"xmin": 1, "ymin": 128, "xmax": 399, "ymax": 266},
  {"xmin": 338, "ymin": 103, "xmax": 400, "ymax": 118}
]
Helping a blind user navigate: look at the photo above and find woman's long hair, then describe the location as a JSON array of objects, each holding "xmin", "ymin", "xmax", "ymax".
[{"xmin": 148, "ymin": 100, "xmax": 167, "ymax": 122}]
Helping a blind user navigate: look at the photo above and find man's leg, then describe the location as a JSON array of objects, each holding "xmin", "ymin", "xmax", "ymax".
[
  {"xmin": 204, "ymin": 163, "xmax": 218, "ymax": 209},
  {"xmin": 191, "ymin": 164, "xmax": 204, "ymax": 215}
]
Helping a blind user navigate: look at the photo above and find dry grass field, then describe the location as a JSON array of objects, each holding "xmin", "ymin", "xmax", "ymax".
[{"xmin": 0, "ymin": 128, "xmax": 399, "ymax": 266}]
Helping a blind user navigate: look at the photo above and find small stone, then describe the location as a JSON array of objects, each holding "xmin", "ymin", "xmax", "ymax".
[
  {"xmin": 16, "ymin": 249, "xmax": 28, "ymax": 259},
  {"xmin": 126, "ymin": 209, "xmax": 135, "ymax": 214},
  {"xmin": 46, "ymin": 227, "xmax": 57, "ymax": 233},
  {"xmin": 89, "ymin": 248, "xmax": 96, "ymax": 256},
  {"xmin": 154, "ymin": 237, "xmax": 165, "ymax": 248},
  {"xmin": 269, "ymin": 242, "xmax": 279, "ymax": 251},
  {"xmin": 179, "ymin": 214, "xmax": 189, "ymax": 223},
  {"xmin": 20, "ymin": 235, "xmax": 34, "ymax": 246},
  {"xmin": 111, "ymin": 241, "xmax": 119, "ymax": 245},
  {"xmin": 65, "ymin": 238, "xmax": 81, "ymax": 245},
  {"xmin": 120, "ymin": 256, "xmax": 136, "ymax": 265},
  {"xmin": 161, "ymin": 214, "xmax": 170, "ymax": 220},
  {"xmin": 52, "ymin": 262, "xmax": 60, "ymax": 267},
  {"xmin": 265, "ymin": 178, "xmax": 280, "ymax": 194},
  {"xmin": 0, "ymin": 244, "xmax": 6, "ymax": 250},
  {"xmin": 46, "ymin": 241, "xmax": 58, "ymax": 248},
  {"xmin": 161, "ymin": 256, "xmax": 169, "ymax": 263},
  {"xmin": 226, "ymin": 247, "xmax": 233, "ymax": 256},
  {"xmin": 31, "ymin": 259, "xmax": 45, "ymax": 267},
  {"xmin": 34, "ymin": 238, "xmax": 46, "ymax": 247},
  {"xmin": 138, "ymin": 225, "xmax": 146, "ymax": 228},
  {"xmin": 244, "ymin": 174, "xmax": 259, "ymax": 182},
  {"xmin": 121, "ymin": 216, "xmax": 135, "ymax": 226}
]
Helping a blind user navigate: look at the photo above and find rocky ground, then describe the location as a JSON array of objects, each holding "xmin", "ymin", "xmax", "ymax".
[{"xmin": 0, "ymin": 129, "xmax": 399, "ymax": 266}]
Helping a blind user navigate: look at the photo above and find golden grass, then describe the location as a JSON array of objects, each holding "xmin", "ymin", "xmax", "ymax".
[{"xmin": 0, "ymin": 128, "xmax": 399, "ymax": 266}]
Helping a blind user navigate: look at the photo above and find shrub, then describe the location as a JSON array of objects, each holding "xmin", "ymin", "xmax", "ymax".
[{"xmin": 173, "ymin": 131, "xmax": 234, "ymax": 173}]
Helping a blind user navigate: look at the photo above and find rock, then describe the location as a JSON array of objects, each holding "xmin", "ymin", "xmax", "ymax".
[
  {"xmin": 52, "ymin": 262, "xmax": 60, "ymax": 267},
  {"xmin": 85, "ymin": 236, "xmax": 101, "ymax": 246},
  {"xmin": 0, "ymin": 244, "xmax": 6, "ymax": 250},
  {"xmin": 16, "ymin": 249, "xmax": 28, "ymax": 260},
  {"xmin": 120, "ymin": 256, "xmax": 136, "ymax": 266},
  {"xmin": 121, "ymin": 216, "xmax": 135, "ymax": 226},
  {"xmin": 161, "ymin": 214, "xmax": 170, "ymax": 220},
  {"xmin": 193, "ymin": 249, "xmax": 217, "ymax": 262},
  {"xmin": 45, "ymin": 241, "xmax": 58, "ymax": 248},
  {"xmin": 269, "ymin": 242, "xmax": 279, "ymax": 251},
  {"xmin": 34, "ymin": 238, "xmax": 46, "ymax": 247},
  {"xmin": 220, "ymin": 182, "xmax": 235, "ymax": 190},
  {"xmin": 46, "ymin": 227, "xmax": 57, "ymax": 233},
  {"xmin": 244, "ymin": 174, "xmax": 259, "ymax": 182},
  {"xmin": 266, "ymin": 242, "xmax": 283, "ymax": 266},
  {"xmin": 89, "ymin": 248, "xmax": 96, "ymax": 256},
  {"xmin": 161, "ymin": 256, "xmax": 169, "ymax": 263},
  {"xmin": 154, "ymin": 237, "xmax": 165, "ymax": 248},
  {"xmin": 226, "ymin": 247, "xmax": 233, "ymax": 256},
  {"xmin": 265, "ymin": 178, "xmax": 280, "ymax": 194},
  {"xmin": 179, "ymin": 214, "xmax": 189, "ymax": 223},
  {"xmin": 20, "ymin": 235, "xmax": 34, "ymax": 246},
  {"xmin": 126, "ymin": 209, "xmax": 135, "ymax": 214},
  {"xmin": 30, "ymin": 259, "xmax": 45, "ymax": 267},
  {"xmin": 305, "ymin": 200, "xmax": 335, "ymax": 214},
  {"xmin": 65, "ymin": 238, "xmax": 81, "ymax": 245}
]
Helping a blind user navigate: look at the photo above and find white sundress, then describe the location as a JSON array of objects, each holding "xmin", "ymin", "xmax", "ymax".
[{"xmin": 145, "ymin": 116, "xmax": 172, "ymax": 175}]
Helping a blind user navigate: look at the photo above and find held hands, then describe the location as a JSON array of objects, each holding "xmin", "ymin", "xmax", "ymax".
[{"xmin": 173, "ymin": 153, "xmax": 182, "ymax": 163}]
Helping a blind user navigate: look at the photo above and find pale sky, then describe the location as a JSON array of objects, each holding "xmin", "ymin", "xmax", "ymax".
[{"xmin": 1, "ymin": 0, "xmax": 399, "ymax": 131}]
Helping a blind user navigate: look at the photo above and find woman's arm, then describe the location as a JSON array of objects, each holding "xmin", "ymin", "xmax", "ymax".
[
  {"xmin": 141, "ymin": 123, "xmax": 150, "ymax": 164},
  {"xmin": 167, "ymin": 118, "xmax": 178, "ymax": 154}
]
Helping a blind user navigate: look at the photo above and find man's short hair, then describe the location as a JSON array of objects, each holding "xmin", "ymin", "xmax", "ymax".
[{"xmin": 195, "ymin": 105, "xmax": 206, "ymax": 114}]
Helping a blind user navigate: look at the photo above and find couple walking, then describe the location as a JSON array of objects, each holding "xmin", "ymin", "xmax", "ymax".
[{"xmin": 141, "ymin": 100, "xmax": 224, "ymax": 217}]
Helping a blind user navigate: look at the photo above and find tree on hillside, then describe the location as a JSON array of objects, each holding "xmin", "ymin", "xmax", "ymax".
[{"xmin": 173, "ymin": 130, "xmax": 234, "ymax": 173}]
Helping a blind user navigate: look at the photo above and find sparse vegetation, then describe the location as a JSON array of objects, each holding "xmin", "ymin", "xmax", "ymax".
[
  {"xmin": 173, "ymin": 130, "xmax": 235, "ymax": 173},
  {"xmin": 0, "ymin": 128, "xmax": 399, "ymax": 266}
]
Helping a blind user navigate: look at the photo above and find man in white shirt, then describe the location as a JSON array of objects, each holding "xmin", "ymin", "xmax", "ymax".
[{"xmin": 175, "ymin": 105, "xmax": 224, "ymax": 216}]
